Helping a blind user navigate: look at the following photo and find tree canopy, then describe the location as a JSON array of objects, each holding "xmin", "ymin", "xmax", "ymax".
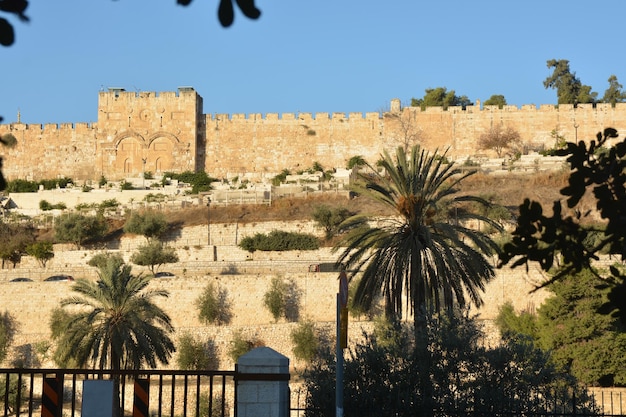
[
  {"xmin": 50, "ymin": 258, "xmax": 175, "ymax": 370},
  {"xmin": 335, "ymin": 145, "xmax": 501, "ymax": 335},
  {"xmin": 477, "ymin": 125, "xmax": 522, "ymax": 158},
  {"xmin": 0, "ymin": 0, "xmax": 260, "ymax": 48},
  {"xmin": 483, "ymin": 94, "xmax": 507, "ymax": 108},
  {"xmin": 602, "ymin": 75, "xmax": 626, "ymax": 106},
  {"xmin": 0, "ymin": 221, "xmax": 35, "ymax": 267},
  {"xmin": 54, "ymin": 213, "xmax": 107, "ymax": 249},
  {"xmin": 543, "ymin": 59, "xmax": 597, "ymax": 105},
  {"xmin": 130, "ymin": 241, "xmax": 179, "ymax": 274},
  {"xmin": 497, "ymin": 268, "xmax": 626, "ymax": 387},
  {"xmin": 499, "ymin": 128, "xmax": 626, "ymax": 323},
  {"xmin": 123, "ymin": 210, "xmax": 169, "ymax": 242},
  {"xmin": 410, "ymin": 87, "xmax": 472, "ymax": 110}
]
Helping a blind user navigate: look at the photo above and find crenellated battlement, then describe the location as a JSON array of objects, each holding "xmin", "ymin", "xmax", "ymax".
[
  {"xmin": 2, "ymin": 88, "xmax": 626, "ymax": 182},
  {"xmin": 206, "ymin": 111, "xmax": 381, "ymax": 121},
  {"xmin": 2, "ymin": 122, "xmax": 96, "ymax": 132}
]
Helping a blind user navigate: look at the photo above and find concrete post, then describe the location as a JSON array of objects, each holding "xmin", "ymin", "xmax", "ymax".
[{"xmin": 236, "ymin": 347, "xmax": 290, "ymax": 417}]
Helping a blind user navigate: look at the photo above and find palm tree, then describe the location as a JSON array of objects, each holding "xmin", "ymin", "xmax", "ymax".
[
  {"xmin": 335, "ymin": 145, "xmax": 501, "ymax": 335},
  {"xmin": 51, "ymin": 258, "xmax": 175, "ymax": 370}
]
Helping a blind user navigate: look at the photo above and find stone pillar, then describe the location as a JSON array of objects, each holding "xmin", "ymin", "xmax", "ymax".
[{"xmin": 236, "ymin": 347, "xmax": 290, "ymax": 417}]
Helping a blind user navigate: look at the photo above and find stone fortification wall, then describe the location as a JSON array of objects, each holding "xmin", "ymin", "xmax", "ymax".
[
  {"xmin": 2, "ymin": 88, "xmax": 626, "ymax": 182},
  {"xmin": 2, "ymin": 266, "xmax": 548, "ymax": 369},
  {"xmin": 202, "ymin": 102, "xmax": 626, "ymax": 178},
  {"xmin": 0, "ymin": 88, "xmax": 202, "ymax": 182},
  {"xmin": 0, "ymin": 219, "xmax": 556, "ymax": 369}
]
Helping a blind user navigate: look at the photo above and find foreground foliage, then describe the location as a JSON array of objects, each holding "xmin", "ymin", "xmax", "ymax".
[
  {"xmin": 50, "ymin": 258, "xmax": 175, "ymax": 370},
  {"xmin": 498, "ymin": 128, "xmax": 626, "ymax": 323},
  {"xmin": 303, "ymin": 314, "xmax": 599, "ymax": 417},
  {"xmin": 497, "ymin": 268, "xmax": 626, "ymax": 387},
  {"xmin": 335, "ymin": 145, "xmax": 501, "ymax": 335}
]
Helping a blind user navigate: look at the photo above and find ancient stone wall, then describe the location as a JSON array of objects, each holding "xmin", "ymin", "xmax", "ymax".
[
  {"xmin": 0, "ymin": 220, "xmax": 557, "ymax": 370},
  {"xmin": 2, "ymin": 88, "xmax": 626, "ymax": 182}
]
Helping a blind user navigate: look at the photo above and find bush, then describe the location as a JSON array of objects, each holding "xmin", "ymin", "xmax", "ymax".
[
  {"xmin": 239, "ymin": 230, "xmax": 319, "ymax": 252},
  {"xmin": 312, "ymin": 205, "xmax": 353, "ymax": 239},
  {"xmin": 54, "ymin": 213, "xmax": 107, "ymax": 249},
  {"xmin": 271, "ymin": 169, "xmax": 290, "ymax": 186},
  {"xmin": 197, "ymin": 393, "xmax": 230, "ymax": 417},
  {"xmin": 124, "ymin": 210, "xmax": 168, "ymax": 242},
  {"xmin": 290, "ymin": 319, "xmax": 318, "ymax": 363},
  {"xmin": 176, "ymin": 333, "xmax": 219, "ymax": 370},
  {"xmin": 263, "ymin": 276, "xmax": 287, "ymax": 322},
  {"xmin": 99, "ymin": 199, "xmax": 120, "ymax": 210},
  {"xmin": 6, "ymin": 179, "xmax": 38, "ymax": 193},
  {"xmin": 0, "ymin": 374, "xmax": 26, "ymax": 413},
  {"xmin": 39, "ymin": 177, "xmax": 73, "ymax": 190},
  {"xmin": 39, "ymin": 200, "xmax": 66, "ymax": 211},
  {"xmin": 196, "ymin": 282, "xmax": 232, "ymax": 325},
  {"xmin": 0, "ymin": 311, "xmax": 18, "ymax": 363},
  {"xmin": 162, "ymin": 171, "xmax": 217, "ymax": 194},
  {"xmin": 25, "ymin": 241, "xmax": 54, "ymax": 267},
  {"xmin": 228, "ymin": 331, "xmax": 262, "ymax": 363},
  {"xmin": 87, "ymin": 253, "xmax": 125, "ymax": 270},
  {"xmin": 302, "ymin": 313, "xmax": 600, "ymax": 417},
  {"xmin": 120, "ymin": 180, "xmax": 134, "ymax": 190},
  {"xmin": 130, "ymin": 241, "xmax": 179, "ymax": 274}
]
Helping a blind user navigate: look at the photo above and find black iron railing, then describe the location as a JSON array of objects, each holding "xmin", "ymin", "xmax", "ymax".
[{"xmin": 0, "ymin": 368, "xmax": 236, "ymax": 417}]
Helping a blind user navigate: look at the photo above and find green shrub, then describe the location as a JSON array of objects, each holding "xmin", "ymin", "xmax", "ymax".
[
  {"xmin": 263, "ymin": 277, "xmax": 287, "ymax": 322},
  {"xmin": 54, "ymin": 213, "xmax": 107, "ymax": 249},
  {"xmin": 228, "ymin": 331, "xmax": 262, "ymax": 363},
  {"xmin": 120, "ymin": 180, "xmax": 134, "ymax": 190},
  {"xmin": 25, "ymin": 241, "xmax": 54, "ymax": 267},
  {"xmin": 143, "ymin": 193, "xmax": 167, "ymax": 203},
  {"xmin": 290, "ymin": 319, "xmax": 318, "ymax": 363},
  {"xmin": 99, "ymin": 199, "xmax": 120, "ymax": 210},
  {"xmin": 6, "ymin": 179, "xmax": 38, "ymax": 193},
  {"xmin": 39, "ymin": 177, "xmax": 73, "ymax": 190},
  {"xmin": 176, "ymin": 333, "xmax": 219, "ymax": 370},
  {"xmin": 0, "ymin": 374, "xmax": 27, "ymax": 413},
  {"xmin": 75, "ymin": 203, "xmax": 97, "ymax": 211},
  {"xmin": 124, "ymin": 210, "xmax": 168, "ymax": 241},
  {"xmin": 39, "ymin": 200, "xmax": 66, "ymax": 211},
  {"xmin": 302, "ymin": 313, "xmax": 599, "ymax": 417},
  {"xmin": 196, "ymin": 282, "xmax": 232, "ymax": 325},
  {"xmin": 197, "ymin": 393, "xmax": 229, "ymax": 417},
  {"xmin": 0, "ymin": 311, "xmax": 18, "ymax": 363},
  {"xmin": 239, "ymin": 230, "xmax": 319, "ymax": 252},
  {"xmin": 87, "ymin": 253, "xmax": 125, "ymax": 270},
  {"xmin": 162, "ymin": 171, "xmax": 217, "ymax": 194},
  {"xmin": 271, "ymin": 169, "xmax": 290, "ymax": 186},
  {"xmin": 312, "ymin": 205, "xmax": 353, "ymax": 239}
]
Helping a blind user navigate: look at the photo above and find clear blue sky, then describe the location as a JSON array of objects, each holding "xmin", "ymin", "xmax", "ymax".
[{"xmin": 2, "ymin": 0, "xmax": 625, "ymax": 124}]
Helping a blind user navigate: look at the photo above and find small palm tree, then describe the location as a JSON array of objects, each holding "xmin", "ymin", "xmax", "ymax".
[
  {"xmin": 52, "ymin": 259, "xmax": 175, "ymax": 370},
  {"xmin": 335, "ymin": 145, "xmax": 501, "ymax": 335}
]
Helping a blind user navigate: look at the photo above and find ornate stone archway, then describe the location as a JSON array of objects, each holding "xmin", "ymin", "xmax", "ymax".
[{"xmin": 114, "ymin": 133, "xmax": 147, "ymax": 175}]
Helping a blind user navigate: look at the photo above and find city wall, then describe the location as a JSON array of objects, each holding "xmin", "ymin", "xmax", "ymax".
[
  {"xmin": 2, "ymin": 88, "xmax": 626, "ymax": 182},
  {"xmin": 0, "ymin": 221, "xmax": 556, "ymax": 369}
]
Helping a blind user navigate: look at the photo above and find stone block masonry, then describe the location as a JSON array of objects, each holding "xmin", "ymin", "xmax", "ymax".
[
  {"xmin": 2, "ymin": 88, "xmax": 626, "ymax": 182},
  {"xmin": 0, "ymin": 218, "xmax": 556, "ymax": 371}
]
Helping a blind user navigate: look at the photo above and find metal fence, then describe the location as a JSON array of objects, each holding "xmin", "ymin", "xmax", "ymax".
[{"xmin": 0, "ymin": 368, "xmax": 236, "ymax": 417}]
